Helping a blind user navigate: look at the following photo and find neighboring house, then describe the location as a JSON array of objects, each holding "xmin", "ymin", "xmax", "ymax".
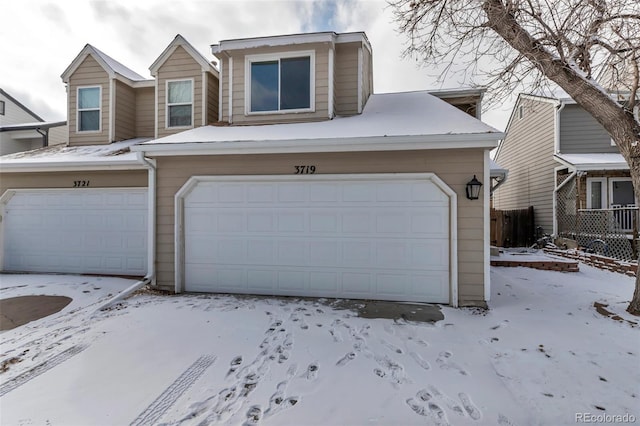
[
  {"xmin": 1, "ymin": 31, "xmax": 504, "ymax": 308},
  {"xmin": 493, "ymin": 93, "xmax": 634, "ymax": 257},
  {"xmin": 0, "ymin": 35, "xmax": 217, "ymax": 277},
  {"xmin": 0, "ymin": 88, "xmax": 66, "ymax": 155}
]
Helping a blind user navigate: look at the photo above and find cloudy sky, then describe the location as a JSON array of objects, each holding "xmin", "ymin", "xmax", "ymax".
[{"xmin": 1, "ymin": 0, "xmax": 515, "ymax": 130}]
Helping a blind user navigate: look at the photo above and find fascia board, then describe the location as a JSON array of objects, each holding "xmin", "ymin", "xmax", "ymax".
[
  {"xmin": 0, "ymin": 161, "xmax": 146, "ymax": 173},
  {"xmin": 132, "ymin": 133, "xmax": 502, "ymax": 156},
  {"xmin": 213, "ymin": 32, "xmax": 337, "ymax": 53}
]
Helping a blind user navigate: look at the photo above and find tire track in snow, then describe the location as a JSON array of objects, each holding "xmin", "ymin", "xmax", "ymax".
[
  {"xmin": 0, "ymin": 344, "xmax": 87, "ymax": 397},
  {"xmin": 129, "ymin": 354, "xmax": 216, "ymax": 426}
]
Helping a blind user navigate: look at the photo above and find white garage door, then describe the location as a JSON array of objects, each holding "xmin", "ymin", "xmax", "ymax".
[
  {"xmin": 183, "ymin": 175, "xmax": 452, "ymax": 303},
  {"xmin": 2, "ymin": 189, "xmax": 147, "ymax": 276}
]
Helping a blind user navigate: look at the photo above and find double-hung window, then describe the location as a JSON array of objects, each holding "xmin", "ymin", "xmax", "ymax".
[
  {"xmin": 77, "ymin": 86, "xmax": 101, "ymax": 132},
  {"xmin": 246, "ymin": 51, "xmax": 314, "ymax": 114},
  {"xmin": 167, "ymin": 79, "xmax": 193, "ymax": 127}
]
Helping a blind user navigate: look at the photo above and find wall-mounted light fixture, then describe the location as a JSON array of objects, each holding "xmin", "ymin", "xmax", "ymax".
[{"xmin": 466, "ymin": 175, "xmax": 483, "ymax": 200}]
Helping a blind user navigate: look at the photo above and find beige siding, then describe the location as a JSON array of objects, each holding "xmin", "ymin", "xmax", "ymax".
[
  {"xmin": 207, "ymin": 72, "xmax": 219, "ymax": 124},
  {"xmin": 152, "ymin": 149, "xmax": 486, "ymax": 305},
  {"xmin": 225, "ymin": 43, "xmax": 331, "ymax": 124},
  {"xmin": 114, "ymin": 80, "xmax": 136, "ymax": 141},
  {"xmin": 48, "ymin": 125, "xmax": 68, "ymax": 146},
  {"xmin": 335, "ymin": 43, "xmax": 359, "ymax": 116},
  {"xmin": 361, "ymin": 45, "xmax": 372, "ymax": 110},
  {"xmin": 0, "ymin": 170, "xmax": 147, "ymax": 196},
  {"xmin": 222, "ymin": 58, "xmax": 230, "ymax": 122},
  {"xmin": 68, "ymin": 55, "xmax": 110, "ymax": 146},
  {"xmin": 493, "ymin": 98, "xmax": 557, "ymax": 234},
  {"xmin": 156, "ymin": 46, "xmax": 203, "ymax": 138},
  {"xmin": 135, "ymin": 86, "xmax": 155, "ymax": 138}
]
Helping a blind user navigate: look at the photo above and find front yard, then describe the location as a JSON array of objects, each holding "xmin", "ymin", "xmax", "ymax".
[{"xmin": 0, "ymin": 266, "xmax": 638, "ymax": 425}]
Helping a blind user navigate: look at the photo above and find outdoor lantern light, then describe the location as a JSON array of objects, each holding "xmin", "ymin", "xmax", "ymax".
[{"xmin": 466, "ymin": 175, "xmax": 483, "ymax": 200}]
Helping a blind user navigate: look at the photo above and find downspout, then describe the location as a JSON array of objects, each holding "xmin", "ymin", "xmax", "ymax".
[
  {"xmin": 95, "ymin": 153, "xmax": 156, "ymax": 313},
  {"xmin": 35, "ymin": 127, "xmax": 48, "ymax": 148}
]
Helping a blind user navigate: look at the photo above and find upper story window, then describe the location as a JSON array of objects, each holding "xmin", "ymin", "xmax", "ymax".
[
  {"xmin": 246, "ymin": 51, "xmax": 315, "ymax": 114},
  {"xmin": 167, "ymin": 79, "xmax": 193, "ymax": 127},
  {"xmin": 0, "ymin": 100, "xmax": 5, "ymax": 115},
  {"xmin": 77, "ymin": 86, "xmax": 101, "ymax": 132}
]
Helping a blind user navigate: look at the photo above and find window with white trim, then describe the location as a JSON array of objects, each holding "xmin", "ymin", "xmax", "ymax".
[
  {"xmin": 77, "ymin": 86, "xmax": 101, "ymax": 132},
  {"xmin": 586, "ymin": 177, "xmax": 607, "ymax": 209},
  {"xmin": 167, "ymin": 79, "xmax": 193, "ymax": 127},
  {"xmin": 246, "ymin": 51, "xmax": 314, "ymax": 114}
]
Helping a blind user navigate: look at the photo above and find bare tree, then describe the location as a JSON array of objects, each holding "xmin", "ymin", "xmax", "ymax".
[{"xmin": 390, "ymin": 0, "xmax": 640, "ymax": 314}]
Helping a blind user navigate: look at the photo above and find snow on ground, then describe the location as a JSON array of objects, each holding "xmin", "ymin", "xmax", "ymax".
[{"xmin": 0, "ymin": 266, "xmax": 638, "ymax": 426}]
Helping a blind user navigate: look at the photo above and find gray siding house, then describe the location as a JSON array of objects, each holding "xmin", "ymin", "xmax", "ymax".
[{"xmin": 493, "ymin": 94, "xmax": 633, "ymax": 247}]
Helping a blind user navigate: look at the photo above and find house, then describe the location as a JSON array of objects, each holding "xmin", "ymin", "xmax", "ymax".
[
  {"xmin": 0, "ymin": 88, "xmax": 66, "ymax": 155},
  {"xmin": 1, "ymin": 30, "xmax": 503, "ymax": 307},
  {"xmin": 0, "ymin": 35, "xmax": 217, "ymax": 277},
  {"xmin": 493, "ymin": 93, "xmax": 635, "ymax": 258}
]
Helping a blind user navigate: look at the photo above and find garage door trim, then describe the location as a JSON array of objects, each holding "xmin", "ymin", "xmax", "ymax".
[
  {"xmin": 175, "ymin": 173, "xmax": 458, "ymax": 306},
  {"xmin": 1, "ymin": 187, "xmax": 148, "ymax": 276}
]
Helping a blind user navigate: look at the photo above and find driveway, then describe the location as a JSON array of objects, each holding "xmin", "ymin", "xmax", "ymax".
[{"xmin": 0, "ymin": 269, "xmax": 637, "ymax": 425}]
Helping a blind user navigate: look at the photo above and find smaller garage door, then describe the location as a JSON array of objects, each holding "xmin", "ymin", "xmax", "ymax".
[
  {"xmin": 181, "ymin": 174, "xmax": 453, "ymax": 303},
  {"xmin": 2, "ymin": 189, "xmax": 147, "ymax": 276}
]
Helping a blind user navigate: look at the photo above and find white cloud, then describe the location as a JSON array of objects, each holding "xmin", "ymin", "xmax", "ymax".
[{"xmin": 0, "ymin": 0, "xmax": 511, "ymax": 129}]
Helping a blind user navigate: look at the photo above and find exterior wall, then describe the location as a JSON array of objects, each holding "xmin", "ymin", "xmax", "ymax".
[
  {"xmin": 361, "ymin": 45, "xmax": 372, "ymax": 111},
  {"xmin": 114, "ymin": 80, "xmax": 136, "ymax": 141},
  {"xmin": 0, "ymin": 169, "xmax": 147, "ymax": 196},
  {"xmin": 0, "ymin": 134, "xmax": 43, "ymax": 155},
  {"xmin": 48, "ymin": 125, "xmax": 68, "ymax": 146},
  {"xmin": 559, "ymin": 104, "xmax": 618, "ymax": 154},
  {"xmin": 221, "ymin": 58, "xmax": 230, "ymax": 122},
  {"xmin": 135, "ymin": 86, "xmax": 155, "ymax": 138},
  {"xmin": 0, "ymin": 92, "xmax": 41, "ymax": 126},
  {"xmin": 156, "ymin": 46, "xmax": 204, "ymax": 138},
  {"xmin": 207, "ymin": 72, "xmax": 219, "ymax": 125},
  {"xmin": 152, "ymin": 149, "xmax": 487, "ymax": 304},
  {"xmin": 493, "ymin": 98, "xmax": 557, "ymax": 234},
  {"xmin": 224, "ymin": 43, "xmax": 331, "ymax": 124},
  {"xmin": 334, "ymin": 43, "xmax": 359, "ymax": 116},
  {"xmin": 68, "ymin": 55, "xmax": 110, "ymax": 146}
]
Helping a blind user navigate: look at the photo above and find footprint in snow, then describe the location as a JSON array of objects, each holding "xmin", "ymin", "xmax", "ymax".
[
  {"xmin": 436, "ymin": 351, "xmax": 468, "ymax": 376},
  {"xmin": 458, "ymin": 392, "xmax": 482, "ymax": 420},
  {"xmin": 336, "ymin": 352, "xmax": 357, "ymax": 366},
  {"xmin": 245, "ymin": 405, "xmax": 262, "ymax": 426},
  {"xmin": 227, "ymin": 356, "xmax": 243, "ymax": 376},
  {"xmin": 304, "ymin": 362, "xmax": 319, "ymax": 380},
  {"xmin": 425, "ymin": 385, "xmax": 465, "ymax": 417},
  {"xmin": 409, "ymin": 351, "xmax": 431, "ymax": 370},
  {"xmin": 381, "ymin": 339, "xmax": 403, "ymax": 354}
]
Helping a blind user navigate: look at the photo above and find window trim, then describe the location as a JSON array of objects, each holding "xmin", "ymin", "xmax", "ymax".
[
  {"xmin": 586, "ymin": 177, "xmax": 607, "ymax": 209},
  {"xmin": 76, "ymin": 85, "xmax": 102, "ymax": 133},
  {"xmin": 609, "ymin": 177, "xmax": 635, "ymax": 207},
  {"xmin": 244, "ymin": 50, "xmax": 315, "ymax": 115},
  {"xmin": 166, "ymin": 78, "xmax": 195, "ymax": 129},
  {"xmin": 0, "ymin": 100, "xmax": 5, "ymax": 115}
]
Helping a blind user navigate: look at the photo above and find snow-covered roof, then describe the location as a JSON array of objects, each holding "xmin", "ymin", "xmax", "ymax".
[
  {"xmin": 554, "ymin": 153, "xmax": 628, "ymax": 171},
  {"xmin": 0, "ymin": 121, "xmax": 66, "ymax": 132},
  {"xmin": 0, "ymin": 138, "xmax": 149, "ymax": 172},
  {"xmin": 61, "ymin": 45, "xmax": 150, "ymax": 84},
  {"xmin": 133, "ymin": 91, "xmax": 502, "ymax": 155}
]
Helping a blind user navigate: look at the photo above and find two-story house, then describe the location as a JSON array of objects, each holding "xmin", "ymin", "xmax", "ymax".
[
  {"xmin": 130, "ymin": 31, "xmax": 503, "ymax": 307},
  {"xmin": 493, "ymin": 93, "xmax": 634, "ymax": 258},
  {"xmin": 0, "ymin": 35, "xmax": 217, "ymax": 277},
  {"xmin": 0, "ymin": 88, "xmax": 66, "ymax": 155},
  {"xmin": 1, "ymin": 30, "xmax": 503, "ymax": 308}
]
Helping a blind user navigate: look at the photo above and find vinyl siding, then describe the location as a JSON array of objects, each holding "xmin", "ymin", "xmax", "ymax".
[
  {"xmin": 207, "ymin": 72, "xmax": 219, "ymax": 124},
  {"xmin": 68, "ymin": 55, "xmax": 110, "ymax": 146},
  {"xmin": 156, "ymin": 46, "xmax": 203, "ymax": 138},
  {"xmin": 0, "ymin": 170, "xmax": 147, "ymax": 196},
  {"xmin": 334, "ymin": 43, "xmax": 359, "ymax": 116},
  {"xmin": 361, "ymin": 45, "xmax": 372, "ymax": 110},
  {"xmin": 493, "ymin": 98, "xmax": 557, "ymax": 234},
  {"xmin": 48, "ymin": 125, "xmax": 68, "ymax": 146},
  {"xmin": 559, "ymin": 104, "xmax": 618, "ymax": 154},
  {"xmin": 0, "ymin": 92, "xmax": 41, "ymax": 125},
  {"xmin": 151, "ymin": 149, "xmax": 487, "ymax": 305},
  {"xmin": 114, "ymin": 80, "xmax": 136, "ymax": 141},
  {"xmin": 222, "ymin": 58, "xmax": 230, "ymax": 122},
  {"xmin": 135, "ymin": 86, "xmax": 155, "ymax": 138},
  {"xmin": 224, "ymin": 43, "xmax": 330, "ymax": 124}
]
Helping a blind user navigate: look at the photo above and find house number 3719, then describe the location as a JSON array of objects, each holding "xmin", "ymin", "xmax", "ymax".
[{"xmin": 294, "ymin": 165, "xmax": 316, "ymax": 174}]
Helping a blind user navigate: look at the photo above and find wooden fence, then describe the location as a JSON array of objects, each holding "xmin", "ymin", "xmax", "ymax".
[{"xmin": 491, "ymin": 206, "xmax": 535, "ymax": 248}]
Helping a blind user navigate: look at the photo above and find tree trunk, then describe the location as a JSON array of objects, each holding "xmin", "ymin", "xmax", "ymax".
[{"xmin": 482, "ymin": 0, "xmax": 640, "ymax": 315}]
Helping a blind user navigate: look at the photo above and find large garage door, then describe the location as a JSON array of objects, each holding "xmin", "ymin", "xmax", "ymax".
[
  {"xmin": 183, "ymin": 175, "xmax": 451, "ymax": 303},
  {"xmin": 2, "ymin": 189, "xmax": 147, "ymax": 276}
]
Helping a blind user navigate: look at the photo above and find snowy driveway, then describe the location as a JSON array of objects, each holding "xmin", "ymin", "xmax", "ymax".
[{"xmin": 0, "ymin": 266, "xmax": 638, "ymax": 425}]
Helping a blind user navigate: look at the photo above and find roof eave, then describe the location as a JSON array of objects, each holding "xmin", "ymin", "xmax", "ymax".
[{"xmin": 0, "ymin": 160, "xmax": 146, "ymax": 173}]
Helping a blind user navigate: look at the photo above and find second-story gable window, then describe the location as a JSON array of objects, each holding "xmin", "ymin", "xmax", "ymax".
[
  {"xmin": 246, "ymin": 51, "xmax": 315, "ymax": 114},
  {"xmin": 167, "ymin": 79, "xmax": 193, "ymax": 127},
  {"xmin": 77, "ymin": 86, "xmax": 101, "ymax": 132}
]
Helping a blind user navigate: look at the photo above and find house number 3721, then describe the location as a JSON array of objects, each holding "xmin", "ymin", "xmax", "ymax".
[
  {"xmin": 294, "ymin": 165, "xmax": 316, "ymax": 174},
  {"xmin": 73, "ymin": 180, "xmax": 90, "ymax": 187}
]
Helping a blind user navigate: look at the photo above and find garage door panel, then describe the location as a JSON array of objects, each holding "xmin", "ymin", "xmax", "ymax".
[
  {"xmin": 3, "ymin": 189, "xmax": 147, "ymax": 276},
  {"xmin": 183, "ymin": 177, "xmax": 451, "ymax": 303}
]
